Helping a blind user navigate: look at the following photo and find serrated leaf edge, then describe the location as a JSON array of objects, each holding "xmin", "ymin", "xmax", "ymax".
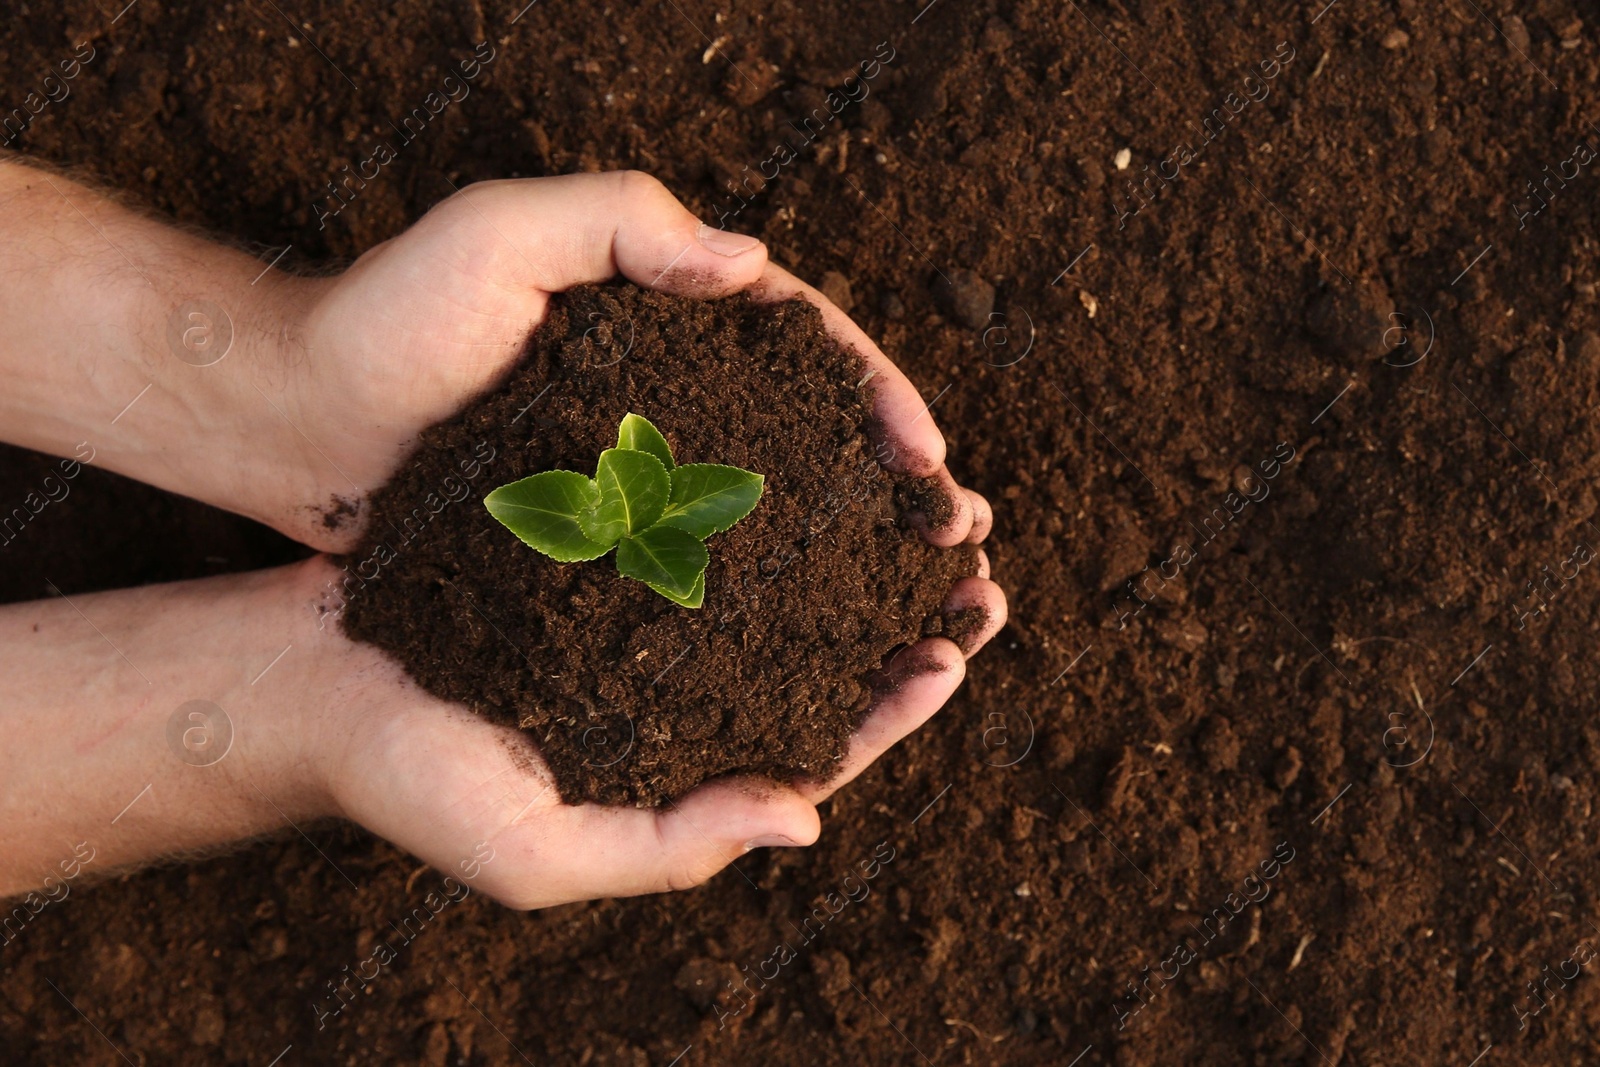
[{"xmin": 658, "ymin": 465, "xmax": 765, "ymax": 536}]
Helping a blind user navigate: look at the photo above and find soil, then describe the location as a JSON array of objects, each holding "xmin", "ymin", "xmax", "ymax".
[
  {"xmin": 4, "ymin": 0, "xmax": 1600, "ymax": 1064},
  {"xmin": 339, "ymin": 284, "xmax": 976, "ymax": 806}
]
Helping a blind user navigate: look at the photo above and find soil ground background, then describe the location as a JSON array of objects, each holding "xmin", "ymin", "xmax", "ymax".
[{"xmin": 3, "ymin": 0, "xmax": 1600, "ymax": 1063}]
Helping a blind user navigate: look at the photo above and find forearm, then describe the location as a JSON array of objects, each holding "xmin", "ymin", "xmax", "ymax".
[
  {"xmin": 0, "ymin": 560, "xmax": 340, "ymax": 898},
  {"xmin": 0, "ymin": 155, "xmax": 320, "ymax": 526}
]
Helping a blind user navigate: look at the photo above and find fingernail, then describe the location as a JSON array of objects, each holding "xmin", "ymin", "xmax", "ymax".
[
  {"xmin": 698, "ymin": 222, "xmax": 762, "ymax": 257},
  {"xmin": 743, "ymin": 833, "xmax": 800, "ymax": 851}
]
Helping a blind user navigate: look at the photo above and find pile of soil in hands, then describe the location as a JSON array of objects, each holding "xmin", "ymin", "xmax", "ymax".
[{"xmin": 339, "ymin": 283, "xmax": 977, "ymax": 807}]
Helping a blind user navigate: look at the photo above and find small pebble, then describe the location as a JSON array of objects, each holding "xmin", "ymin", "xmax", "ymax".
[
  {"xmin": 1273, "ymin": 746, "xmax": 1304, "ymax": 790},
  {"xmin": 1503, "ymin": 14, "xmax": 1531, "ymax": 53},
  {"xmin": 673, "ymin": 958, "xmax": 736, "ymax": 1012},
  {"xmin": 933, "ymin": 269, "xmax": 995, "ymax": 330},
  {"xmin": 723, "ymin": 58, "xmax": 780, "ymax": 106},
  {"xmin": 1114, "ymin": 147, "xmax": 1132, "ymax": 170},
  {"xmin": 1382, "ymin": 28, "xmax": 1409, "ymax": 49},
  {"xmin": 818, "ymin": 271, "xmax": 854, "ymax": 314}
]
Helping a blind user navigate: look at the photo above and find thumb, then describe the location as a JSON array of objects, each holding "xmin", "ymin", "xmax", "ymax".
[
  {"xmin": 491, "ymin": 777, "xmax": 820, "ymax": 908},
  {"xmin": 440, "ymin": 171, "xmax": 768, "ymax": 298}
]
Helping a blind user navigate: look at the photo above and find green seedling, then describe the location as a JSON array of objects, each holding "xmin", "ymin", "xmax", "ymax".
[{"xmin": 483, "ymin": 413, "xmax": 764, "ymax": 608}]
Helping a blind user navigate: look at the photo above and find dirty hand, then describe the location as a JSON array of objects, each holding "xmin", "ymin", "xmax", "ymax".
[
  {"xmin": 0, "ymin": 556, "xmax": 996, "ymax": 908},
  {"xmin": 0, "ymin": 159, "xmax": 1003, "ymax": 640},
  {"xmin": 285, "ymin": 171, "xmax": 994, "ymax": 550},
  {"xmin": 0, "ymin": 164, "xmax": 988, "ymax": 554},
  {"xmin": 0, "ymin": 163, "xmax": 1008, "ymax": 906}
]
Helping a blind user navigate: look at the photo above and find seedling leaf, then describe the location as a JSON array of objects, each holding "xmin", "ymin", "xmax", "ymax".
[
  {"xmin": 616, "ymin": 525, "xmax": 708, "ymax": 599},
  {"xmin": 616, "ymin": 413, "xmax": 675, "ymax": 471},
  {"xmin": 484, "ymin": 471, "xmax": 611, "ymax": 561},
  {"xmin": 486, "ymin": 414, "xmax": 762, "ymax": 605},
  {"xmin": 581, "ymin": 448, "xmax": 670, "ymax": 544},
  {"xmin": 658, "ymin": 464, "xmax": 765, "ymax": 538},
  {"xmin": 647, "ymin": 569, "xmax": 705, "ymax": 609}
]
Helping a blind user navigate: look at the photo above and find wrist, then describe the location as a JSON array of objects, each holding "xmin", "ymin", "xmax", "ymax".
[
  {"xmin": 112, "ymin": 246, "xmax": 333, "ymax": 537},
  {"xmin": 218, "ymin": 557, "xmax": 350, "ymax": 825},
  {"xmin": 0, "ymin": 159, "xmax": 336, "ymax": 540},
  {"xmin": 0, "ymin": 561, "xmax": 344, "ymax": 897}
]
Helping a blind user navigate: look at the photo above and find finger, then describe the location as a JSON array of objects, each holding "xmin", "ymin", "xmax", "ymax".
[
  {"xmin": 747, "ymin": 263, "xmax": 948, "ymax": 476},
  {"xmin": 801, "ymin": 638, "xmax": 966, "ymax": 804},
  {"xmin": 965, "ymin": 488, "xmax": 994, "ymax": 543},
  {"xmin": 974, "ymin": 547, "xmax": 991, "ymax": 580},
  {"xmin": 905, "ymin": 468, "xmax": 974, "ymax": 547},
  {"xmin": 450, "ymin": 171, "xmax": 769, "ymax": 300},
  {"xmin": 496, "ymin": 777, "xmax": 819, "ymax": 907},
  {"xmin": 939, "ymin": 577, "xmax": 1008, "ymax": 658},
  {"xmin": 333, "ymin": 691, "xmax": 818, "ymax": 910}
]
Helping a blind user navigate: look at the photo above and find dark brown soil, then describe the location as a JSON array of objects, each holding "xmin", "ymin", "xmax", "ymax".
[
  {"xmin": 339, "ymin": 284, "xmax": 976, "ymax": 806},
  {"xmin": 5, "ymin": 1, "xmax": 1600, "ymax": 1065},
  {"xmin": 934, "ymin": 604, "xmax": 990, "ymax": 655}
]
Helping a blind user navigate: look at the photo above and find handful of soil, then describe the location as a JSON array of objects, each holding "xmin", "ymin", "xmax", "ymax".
[{"xmin": 339, "ymin": 284, "xmax": 976, "ymax": 806}]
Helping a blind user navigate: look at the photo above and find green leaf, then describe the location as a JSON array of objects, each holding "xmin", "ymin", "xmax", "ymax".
[
  {"xmin": 647, "ymin": 569, "xmax": 705, "ymax": 609},
  {"xmin": 484, "ymin": 471, "xmax": 612, "ymax": 561},
  {"xmin": 615, "ymin": 526, "xmax": 708, "ymax": 598},
  {"xmin": 657, "ymin": 464, "xmax": 765, "ymax": 538},
  {"xmin": 580, "ymin": 448, "xmax": 670, "ymax": 544},
  {"xmin": 616, "ymin": 413, "xmax": 675, "ymax": 471}
]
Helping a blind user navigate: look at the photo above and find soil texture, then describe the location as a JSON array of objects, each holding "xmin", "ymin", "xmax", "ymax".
[
  {"xmin": 340, "ymin": 284, "xmax": 976, "ymax": 806},
  {"xmin": 4, "ymin": 0, "xmax": 1600, "ymax": 1064}
]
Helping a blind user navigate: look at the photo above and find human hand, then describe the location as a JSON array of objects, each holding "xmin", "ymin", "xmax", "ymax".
[
  {"xmin": 315, "ymin": 546, "xmax": 1006, "ymax": 906},
  {"xmin": 274, "ymin": 172, "xmax": 993, "ymax": 552},
  {"xmin": 0, "ymin": 555, "xmax": 1000, "ymax": 907},
  {"xmin": 0, "ymin": 164, "xmax": 991, "ymax": 553}
]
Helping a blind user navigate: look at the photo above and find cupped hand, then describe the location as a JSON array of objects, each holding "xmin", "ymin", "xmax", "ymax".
[
  {"xmin": 275, "ymin": 171, "xmax": 990, "ymax": 554},
  {"xmin": 0, "ymin": 551, "xmax": 1002, "ymax": 907},
  {"xmin": 301, "ymin": 556, "xmax": 1003, "ymax": 908}
]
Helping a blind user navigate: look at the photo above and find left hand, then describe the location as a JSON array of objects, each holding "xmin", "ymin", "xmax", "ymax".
[{"xmin": 267, "ymin": 171, "xmax": 986, "ymax": 552}]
